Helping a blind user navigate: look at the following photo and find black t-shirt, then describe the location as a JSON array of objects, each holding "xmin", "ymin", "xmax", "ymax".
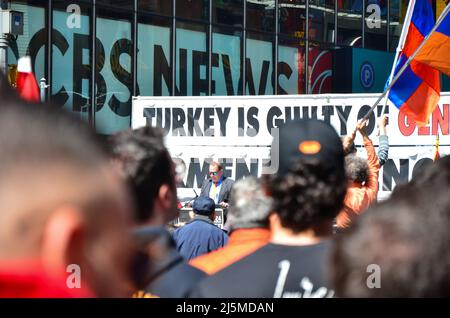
[{"xmin": 191, "ymin": 240, "xmax": 334, "ymax": 298}]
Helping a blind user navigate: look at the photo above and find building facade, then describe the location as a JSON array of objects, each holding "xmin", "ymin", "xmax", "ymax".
[{"xmin": 7, "ymin": 0, "xmax": 440, "ymax": 134}]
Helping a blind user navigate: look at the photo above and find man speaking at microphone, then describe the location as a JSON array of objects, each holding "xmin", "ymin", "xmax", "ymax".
[
  {"xmin": 200, "ymin": 162, "xmax": 234, "ymax": 222},
  {"xmin": 200, "ymin": 161, "xmax": 234, "ymax": 224}
]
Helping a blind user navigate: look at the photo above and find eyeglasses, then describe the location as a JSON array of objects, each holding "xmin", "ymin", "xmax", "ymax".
[{"xmin": 209, "ymin": 172, "xmax": 219, "ymax": 176}]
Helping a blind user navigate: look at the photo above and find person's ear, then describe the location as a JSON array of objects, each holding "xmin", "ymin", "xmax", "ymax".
[
  {"xmin": 40, "ymin": 206, "xmax": 86, "ymax": 274},
  {"xmin": 158, "ymin": 184, "xmax": 174, "ymax": 211},
  {"xmin": 153, "ymin": 184, "xmax": 178, "ymax": 223}
]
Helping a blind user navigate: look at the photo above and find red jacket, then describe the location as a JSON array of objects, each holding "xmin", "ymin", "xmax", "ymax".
[
  {"xmin": 189, "ymin": 228, "xmax": 270, "ymax": 275},
  {"xmin": 337, "ymin": 137, "xmax": 380, "ymax": 229},
  {"xmin": 0, "ymin": 260, "xmax": 94, "ymax": 298}
]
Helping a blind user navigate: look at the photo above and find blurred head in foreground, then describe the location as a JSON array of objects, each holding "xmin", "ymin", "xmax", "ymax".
[
  {"xmin": 263, "ymin": 118, "xmax": 347, "ymax": 236},
  {"xmin": 0, "ymin": 99, "xmax": 134, "ymax": 297},
  {"xmin": 332, "ymin": 161, "xmax": 450, "ymax": 297},
  {"xmin": 109, "ymin": 126, "xmax": 178, "ymax": 226}
]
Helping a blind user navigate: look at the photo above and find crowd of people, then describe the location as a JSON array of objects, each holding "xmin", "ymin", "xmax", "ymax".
[{"xmin": 1, "ymin": 73, "xmax": 449, "ymax": 298}]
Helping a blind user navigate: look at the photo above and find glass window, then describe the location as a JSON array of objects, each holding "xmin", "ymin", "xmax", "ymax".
[
  {"xmin": 8, "ymin": 1, "xmax": 47, "ymax": 93},
  {"xmin": 279, "ymin": 0, "xmax": 306, "ymax": 38},
  {"xmin": 337, "ymin": 0, "xmax": 363, "ymax": 47},
  {"xmin": 95, "ymin": 9, "xmax": 133, "ymax": 134},
  {"xmin": 138, "ymin": 16, "xmax": 172, "ymax": 96},
  {"xmin": 212, "ymin": 0, "xmax": 243, "ymax": 27},
  {"xmin": 138, "ymin": 0, "xmax": 172, "ymax": 16},
  {"xmin": 52, "ymin": 1, "xmax": 91, "ymax": 122},
  {"xmin": 97, "ymin": 0, "xmax": 134, "ymax": 10},
  {"xmin": 389, "ymin": 0, "xmax": 409, "ymax": 51},
  {"xmin": 278, "ymin": 36, "xmax": 305, "ymax": 95},
  {"xmin": 175, "ymin": 22, "xmax": 208, "ymax": 96},
  {"xmin": 279, "ymin": 0, "xmax": 335, "ymax": 43},
  {"xmin": 309, "ymin": 0, "xmax": 336, "ymax": 43},
  {"xmin": 212, "ymin": 27, "xmax": 242, "ymax": 95},
  {"xmin": 365, "ymin": 0, "xmax": 388, "ymax": 50},
  {"xmin": 308, "ymin": 45, "xmax": 333, "ymax": 94},
  {"xmin": 176, "ymin": 0, "xmax": 209, "ymax": 22},
  {"xmin": 246, "ymin": 0, "xmax": 275, "ymax": 33},
  {"xmin": 246, "ymin": 32, "xmax": 274, "ymax": 95}
]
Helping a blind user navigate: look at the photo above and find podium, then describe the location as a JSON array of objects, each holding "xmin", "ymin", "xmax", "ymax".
[{"xmin": 177, "ymin": 208, "xmax": 225, "ymax": 229}]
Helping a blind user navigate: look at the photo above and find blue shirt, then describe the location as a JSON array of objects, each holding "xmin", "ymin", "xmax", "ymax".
[
  {"xmin": 208, "ymin": 177, "xmax": 223, "ymax": 204},
  {"xmin": 173, "ymin": 215, "xmax": 229, "ymax": 261}
]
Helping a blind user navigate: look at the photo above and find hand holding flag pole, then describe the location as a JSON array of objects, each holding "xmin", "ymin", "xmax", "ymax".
[{"xmin": 362, "ymin": 2, "xmax": 450, "ymax": 122}]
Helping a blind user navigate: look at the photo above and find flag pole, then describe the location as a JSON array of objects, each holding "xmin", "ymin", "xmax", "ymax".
[
  {"xmin": 362, "ymin": 2, "xmax": 450, "ymax": 122},
  {"xmin": 433, "ymin": 132, "xmax": 440, "ymax": 161},
  {"xmin": 380, "ymin": 0, "xmax": 416, "ymax": 116}
]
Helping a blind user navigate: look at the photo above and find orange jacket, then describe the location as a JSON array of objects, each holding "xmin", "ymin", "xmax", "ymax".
[
  {"xmin": 189, "ymin": 228, "xmax": 270, "ymax": 275},
  {"xmin": 337, "ymin": 137, "xmax": 380, "ymax": 229}
]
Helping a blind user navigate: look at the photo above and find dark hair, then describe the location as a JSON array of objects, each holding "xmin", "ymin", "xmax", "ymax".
[
  {"xmin": 332, "ymin": 186, "xmax": 450, "ymax": 297},
  {"xmin": 264, "ymin": 159, "xmax": 347, "ymax": 233},
  {"xmin": 345, "ymin": 154, "xmax": 369, "ymax": 184},
  {"xmin": 0, "ymin": 99, "xmax": 106, "ymax": 174},
  {"xmin": 391, "ymin": 155, "xmax": 450, "ymax": 198},
  {"xmin": 109, "ymin": 126, "xmax": 175, "ymax": 223}
]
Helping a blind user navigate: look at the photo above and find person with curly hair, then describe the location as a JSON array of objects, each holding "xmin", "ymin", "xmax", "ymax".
[
  {"xmin": 336, "ymin": 119, "xmax": 381, "ymax": 229},
  {"xmin": 191, "ymin": 118, "xmax": 346, "ymax": 298}
]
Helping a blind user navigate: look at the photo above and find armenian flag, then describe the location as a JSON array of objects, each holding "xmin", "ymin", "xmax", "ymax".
[
  {"xmin": 415, "ymin": 3, "xmax": 450, "ymax": 76},
  {"xmin": 387, "ymin": 0, "xmax": 440, "ymax": 126}
]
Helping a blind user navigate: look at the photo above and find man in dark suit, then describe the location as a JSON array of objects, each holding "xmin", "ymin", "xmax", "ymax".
[{"xmin": 200, "ymin": 161, "xmax": 234, "ymax": 209}]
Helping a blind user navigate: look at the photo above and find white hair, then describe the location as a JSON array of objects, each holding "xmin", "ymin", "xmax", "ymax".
[{"xmin": 227, "ymin": 177, "xmax": 273, "ymax": 231}]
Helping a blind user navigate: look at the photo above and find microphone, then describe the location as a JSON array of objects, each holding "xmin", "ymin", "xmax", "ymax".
[{"xmin": 182, "ymin": 189, "xmax": 199, "ymax": 208}]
